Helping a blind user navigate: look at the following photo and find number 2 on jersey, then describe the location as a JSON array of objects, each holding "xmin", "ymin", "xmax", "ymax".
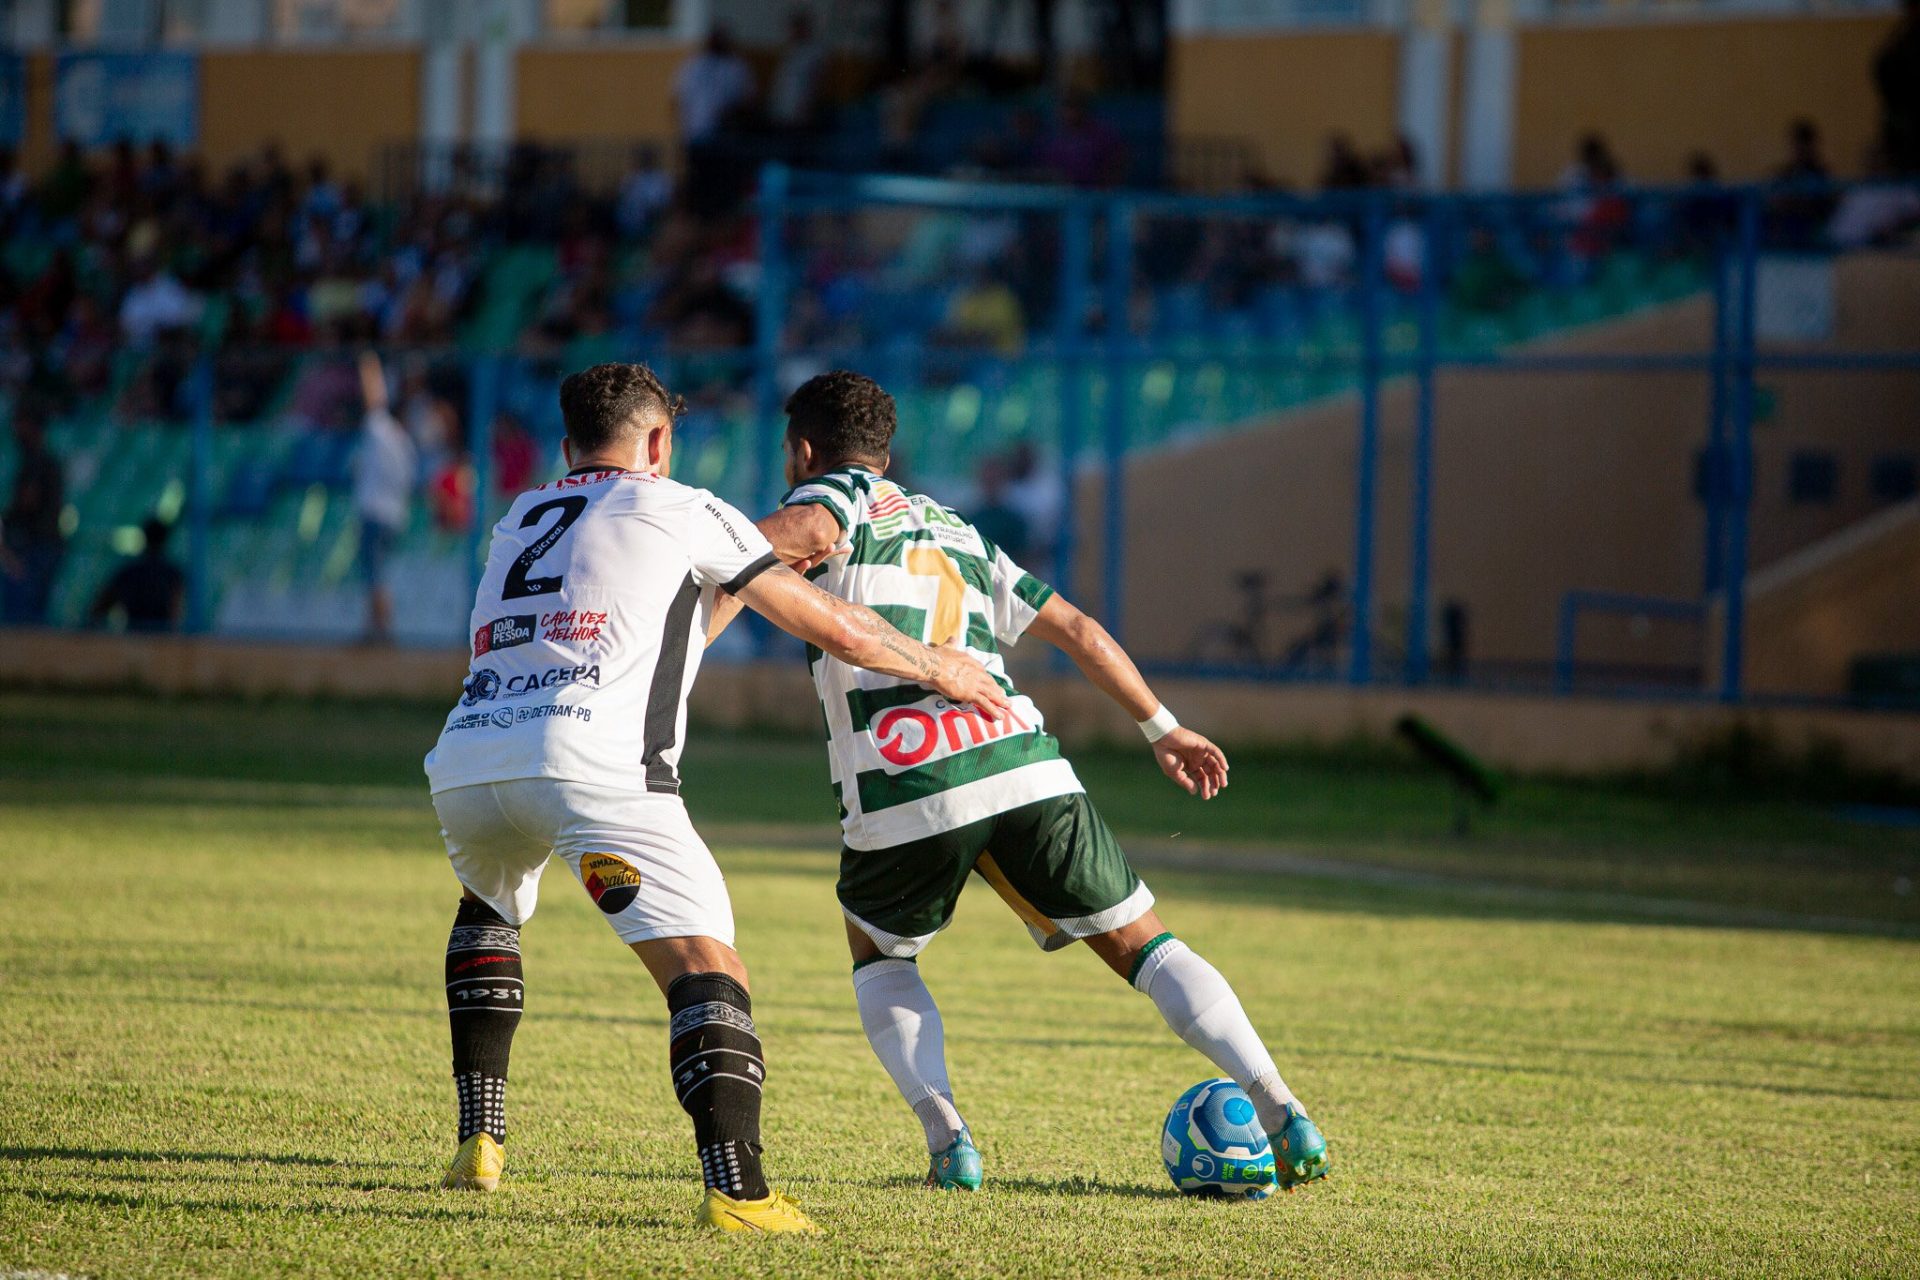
[{"xmin": 503, "ymin": 496, "xmax": 588, "ymax": 599}]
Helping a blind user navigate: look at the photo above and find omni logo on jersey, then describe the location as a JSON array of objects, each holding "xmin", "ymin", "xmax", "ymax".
[
  {"xmin": 474, "ymin": 614, "xmax": 536, "ymax": 657},
  {"xmin": 872, "ymin": 699, "xmax": 1032, "ymax": 768},
  {"xmin": 579, "ymin": 853, "xmax": 641, "ymax": 914}
]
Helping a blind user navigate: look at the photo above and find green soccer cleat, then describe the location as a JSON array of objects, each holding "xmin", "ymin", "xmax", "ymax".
[
  {"xmin": 1269, "ymin": 1106, "xmax": 1329, "ymax": 1190},
  {"xmin": 926, "ymin": 1128, "xmax": 983, "ymax": 1191}
]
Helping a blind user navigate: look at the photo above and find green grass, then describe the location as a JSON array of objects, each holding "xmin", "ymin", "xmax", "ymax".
[{"xmin": 2, "ymin": 692, "xmax": 1918, "ymax": 1278}]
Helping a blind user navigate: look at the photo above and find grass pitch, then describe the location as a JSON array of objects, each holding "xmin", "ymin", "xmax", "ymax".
[{"xmin": 2, "ymin": 691, "xmax": 1917, "ymax": 1279}]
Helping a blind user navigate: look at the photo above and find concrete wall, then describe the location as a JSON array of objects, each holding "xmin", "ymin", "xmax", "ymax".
[
  {"xmin": 1168, "ymin": 32, "xmax": 1402, "ymax": 186},
  {"xmin": 5, "ymin": 628, "xmax": 1918, "ymax": 779},
  {"xmin": 199, "ymin": 49, "xmax": 421, "ymax": 181},
  {"xmin": 1511, "ymin": 16, "xmax": 1897, "ymax": 185},
  {"xmin": 1071, "ymin": 256, "xmax": 1920, "ymax": 683},
  {"xmin": 1168, "ymin": 15, "xmax": 1894, "ymax": 188},
  {"xmin": 514, "ymin": 43, "xmax": 687, "ymax": 146},
  {"xmin": 1738, "ymin": 501, "xmax": 1920, "ymax": 698}
]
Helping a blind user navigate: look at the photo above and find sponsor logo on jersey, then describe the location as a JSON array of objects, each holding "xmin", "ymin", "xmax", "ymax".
[
  {"xmin": 871, "ymin": 698, "xmax": 1032, "ymax": 769},
  {"xmin": 474, "ymin": 614, "xmax": 536, "ymax": 656},
  {"xmin": 537, "ymin": 469, "xmax": 654, "ymax": 491},
  {"xmin": 867, "ymin": 481, "xmax": 911, "ymax": 537},
  {"xmin": 490, "ymin": 709, "xmax": 515, "ymax": 729},
  {"xmin": 513, "ymin": 703, "xmax": 592, "ymax": 723},
  {"xmin": 502, "ymin": 664, "xmax": 600, "ymax": 697},
  {"xmin": 579, "ymin": 853, "xmax": 641, "ymax": 914},
  {"xmin": 703, "ymin": 502, "xmax": 752, "ymax": 553},
  {"xmin": 541, "ymin": 609, "xmax": 608, "ymax": 644},
  {"xmin": 462, "ymin": 668, "xmax": 502, "ymax": 705}
]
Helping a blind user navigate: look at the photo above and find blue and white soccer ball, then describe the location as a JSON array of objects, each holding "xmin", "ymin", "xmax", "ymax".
[{"xmin": 1161, "ymin": 1078, "xmax": 1277, "ymax": 1199}]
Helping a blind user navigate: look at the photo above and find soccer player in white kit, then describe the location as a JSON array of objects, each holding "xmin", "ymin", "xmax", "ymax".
[{"xmin": 422, "ymin": 363, "xmax": 1009, "ymax": 1233}]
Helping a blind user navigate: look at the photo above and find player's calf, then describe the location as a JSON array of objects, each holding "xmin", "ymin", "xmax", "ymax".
[
  {"xmin": 666, "ymin": 970, "xmax": 772, "ymax": 1202},
  {"xmin": 444, "ymin": 895, "xmax": 524, "ymax": 1190},
  {"xmin": 850, "ymin": 954, "xmax": 977, "ymax": 1189},
  {"xmin": 1109, "ymin": 923, "xmax": 1330, "ymax": 1186}
]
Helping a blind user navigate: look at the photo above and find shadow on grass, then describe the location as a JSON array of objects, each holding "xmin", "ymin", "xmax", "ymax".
[
  {"xmin": 0, "ymin": 1144, "xmax": 406, "ymax": 1170},
  {"xmin": 723, "ymin": 837, "xmax": 1920, "ymax": 942},
  {"xmin": 1136, "ymin": 857, "xmax": 1920, "ymax": 942},
  {"xmin": 1326, "ymin": 1047, "xmax": 1919, "ymax": 1103},
  {"xmin": 121, "ymin": 993, "xmax": 664, "ymax": 1030},
  {"xmin": 0, "ymin": 1184, "xmax": 682, "ymax": 1231}
]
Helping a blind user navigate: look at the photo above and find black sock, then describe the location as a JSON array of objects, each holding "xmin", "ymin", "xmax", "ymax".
[
  {"xmin": 666, "ymin": 971, "xmax": 769, "ymax": 1200},
  {"xmin": 446, "ymin": 897, "xmax": 522, "ymax": 1144}
]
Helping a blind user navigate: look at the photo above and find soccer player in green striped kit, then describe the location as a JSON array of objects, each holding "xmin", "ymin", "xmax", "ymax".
[{"xmin": 720, "ymin": 371, "xmax": 1329, "ymax": 1194}]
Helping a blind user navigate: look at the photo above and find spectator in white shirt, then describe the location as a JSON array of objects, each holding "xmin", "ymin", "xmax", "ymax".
[
  {"xmin": 616, "ymin": 147, "xmax": 674, "ymax": 239},
  {"xmin": 769, "ymin": 8, "xmax": 828, "ymax": 133},
  {"xmin": 119, "ymin": 260, "xmax": 203, "ymax": 345},
  {"xmin": 350, "ymin": 351, "xmax": 418, "ymax": 644},
  {"xmin": 673, "ymin": 27, "xmax": 755, "ymax": 145}
]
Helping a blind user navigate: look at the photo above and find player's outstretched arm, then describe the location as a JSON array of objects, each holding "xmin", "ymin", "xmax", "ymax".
[
  {"xmin": 733, "ymin": 563, "xmax": 1012, "ymax": 718},
  {"xmin": 705, "ymin": 506, "xmax": 845, "ymax": 646},
  {"xmin": 1024, "ymin": 594, "xmax": 1229, "ymax": 799},
  {"xmin": 756, "ymin": 504, "xmax": 842, "ymax": 566}
]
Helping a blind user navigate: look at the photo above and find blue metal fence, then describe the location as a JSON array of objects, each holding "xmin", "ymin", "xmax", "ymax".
[{"xmin": 23, "ymin": 170, "xmax": 1920, "ymax": 708}]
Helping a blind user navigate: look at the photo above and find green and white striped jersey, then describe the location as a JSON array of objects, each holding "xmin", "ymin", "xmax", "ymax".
[{"xmin": 783, "ymin": 465, "xmax": 1082, "ymax": 850}]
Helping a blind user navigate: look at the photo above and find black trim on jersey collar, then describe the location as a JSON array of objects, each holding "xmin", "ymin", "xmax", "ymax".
[
  {"xmin": 720, "ymin": 551, "xmax": 781, "ymax": 597},
  {"xmin": 565, "ymin": 465, "xmax": 632, "ymax": 478}
]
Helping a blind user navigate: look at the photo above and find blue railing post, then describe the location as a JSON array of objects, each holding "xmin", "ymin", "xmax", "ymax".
[
  {"xmin": 1348, "ymin": 195, "xmax": 1386, "ymax": 686},
  {"xmin": 753, "ymin": 163, "xmax": 791, "ymax": 521},
  {"xmin": 1053, "ymin": 199, "xmax": 1091, "ymax": 628},
  {"xmin": 1101, "ymin": 199, "xmax": 1134, "ymax": 642},
  {"xmin": 1554, "ymin": 592, "xmax": 1580, "ymax": 694},
  {"xmin": 1718, "ymin": 192, "xmax": 1760, "ymax": 704},
  {"xmin": 186, "ymin": 354, "xmax": 215, "ymax": 634},
  {"xmin": 1703, "ymin": 240, "xmax": 1731, "ymax": 595},
  {"xmin": 467, "ymin": 354, "xmax": 501, "ymax": 611},
  {"xmin": 1406, "ymin": 197, "xmax": 1444, "ymax": 686}
]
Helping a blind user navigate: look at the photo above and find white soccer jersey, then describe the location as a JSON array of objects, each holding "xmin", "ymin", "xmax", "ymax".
[
  {"xmin": 424, "ymin": 468, "xmax": 778, "ymax": 796},
  {"xmin": 783, "ymin": 465, "xmax": 1082, "ymax": 851}
]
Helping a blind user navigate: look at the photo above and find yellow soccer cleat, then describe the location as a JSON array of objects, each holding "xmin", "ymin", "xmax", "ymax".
[
  {"xmin": 697, "ymin": 1187, "xmax": 821, "ymax": 1234},
  {"xmin": 442, "ymin": 1133, "xmax": 505, "ymax": 1192}
]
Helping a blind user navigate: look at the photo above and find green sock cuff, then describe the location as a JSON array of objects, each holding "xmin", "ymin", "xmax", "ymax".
[
  {"xmin": 852, "ymin": 953, "xmax": 913, "ymax": 974},
  {"xmin": 1127, "ymin": 932, "xmax": 1177, "ymax": 989}
]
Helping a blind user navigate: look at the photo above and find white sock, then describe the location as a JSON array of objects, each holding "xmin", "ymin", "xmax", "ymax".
[
  {"xmin": 852, "ymin": 958, "xmax": 966, "ymax": 1153},
  {"xmin": 1133, "ymin": 937, "xmax": 1300, "ymax": 1134}
]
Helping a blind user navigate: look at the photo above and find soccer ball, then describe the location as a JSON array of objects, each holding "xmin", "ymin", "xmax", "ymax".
[{"xmin": 1160, "ymin": 1078, "xmax": 1277, "ymax": 1199}]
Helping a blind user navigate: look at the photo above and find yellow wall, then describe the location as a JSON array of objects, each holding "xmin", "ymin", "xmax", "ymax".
[
  {"xmin": 1736, "ymin": 504, "xmax": 1920, "ymax": 698},
  {"xmin": 1512, "ymin": 17, "xmax": 1897, "ymax": 184},
  {"xmin": 1168, "ymin": 33, "xmax": 1401, "ymax": 186},
  {"xmin": 199, "ymin": 50, "xmax": 419, "ymax": 181},
  {"xmin": 515, "ymin": 44, "xmax": 689, "ymax": 145}
]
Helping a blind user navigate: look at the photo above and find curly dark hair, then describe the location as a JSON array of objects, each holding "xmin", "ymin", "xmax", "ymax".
[
  {"xmin": 784, "ymin": 370, "xmax": 896, "ymax": 466},
  {"xmin": 558, "ymin": 362, "xmax": 685, "ymax": 454}
]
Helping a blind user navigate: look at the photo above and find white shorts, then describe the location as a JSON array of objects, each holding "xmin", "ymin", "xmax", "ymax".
[{"xmin": 432, "ymin": 778, "xmax": 735, "ymax": 946}]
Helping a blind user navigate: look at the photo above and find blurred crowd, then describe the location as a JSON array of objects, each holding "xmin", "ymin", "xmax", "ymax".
[
  {"xmin": 3, "ymin": 0, "xmax": 1918, "ymax": 637},
  {"xmin": 0, "ymin": 136, "xmax": 486, "ymax": 429}
]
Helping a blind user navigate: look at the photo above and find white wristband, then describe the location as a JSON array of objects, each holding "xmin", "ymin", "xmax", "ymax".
[{"xmin": 1138, "ymin": 705, "xmax": 1179, "ymax": 743}]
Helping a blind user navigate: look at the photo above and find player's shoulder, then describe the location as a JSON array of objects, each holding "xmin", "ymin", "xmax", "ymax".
[
  {"xmin": 785, "ymin": 466, "xmax": 875, "ymax": 504},
  {"xmin": 563, "ymin": 469, "xmax": 689, "ymax": 507}
]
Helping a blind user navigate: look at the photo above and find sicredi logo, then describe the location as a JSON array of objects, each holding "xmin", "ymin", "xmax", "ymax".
[{"xmin": 474, "ymin": 614, "xmax": 536, "ymax": 656}]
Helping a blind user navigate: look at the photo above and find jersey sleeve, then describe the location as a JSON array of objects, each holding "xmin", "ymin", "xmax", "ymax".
[
  {"xmin": 687, "ymin": 492, "xmax": 780, "ymax": 594},
  {"xmin": 779, "ymin": 473, "xmax": 858, "ymax": 534},
  {"xmin": 984, "ymin": 539, "xmax": 1056, "ymax": 647}
]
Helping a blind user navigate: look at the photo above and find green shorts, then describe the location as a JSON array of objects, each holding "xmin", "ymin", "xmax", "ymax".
[{"xmin": 838, "ymin": 792, "xmax": 1154, "ymax": 957}]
